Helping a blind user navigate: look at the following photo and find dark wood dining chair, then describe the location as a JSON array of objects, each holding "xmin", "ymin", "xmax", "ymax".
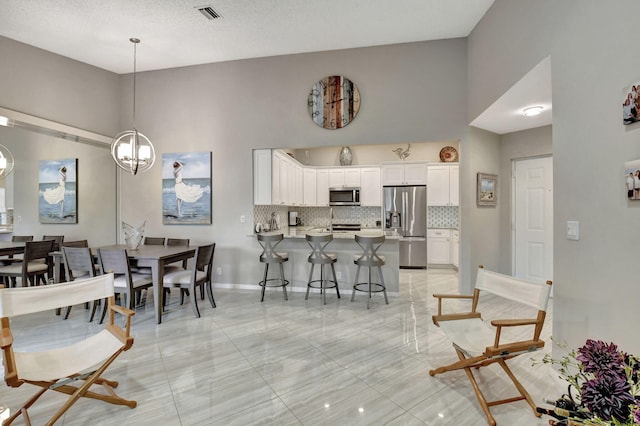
[
  {"xmin": 164, "ymin": 238, "xmax": 191, "ymax": 303},
  {"xmin": 162, "ymin": 243, "xmax": 216, "ymax": 318},
  {"xmin": 0, "ymin": 240, "xmax": 53, "ymax": 287},
  {"xmin": 42, "ymin": 235, "xmax": 64, "ymax": 251},
  {"xmin": 41, "ymin": 235, "xmax": 64, "ymax": 284},
  {"xmin": 143, "ymin": 237, "xmax": 165, "ymax": 245},
  {"xmin": 0, "ymin": 235, "xmax": 34, "ymax": 286},
  {"xmin": 97, "ymin": 247, "xmax": 153, "ymax": 322},
  {"xmin": 1, "ymin": 234, "xmax": 33, "ymax": 263},
  {"xmin": 61, "ymin": 240, "xmax": 89, "ymax": 248},
  {"xmin": 62, "ymin": 246, "xmax": 101, "ymax": 321}
]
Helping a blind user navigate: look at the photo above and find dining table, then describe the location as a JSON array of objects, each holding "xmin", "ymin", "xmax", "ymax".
[
  {"xmin": 97, "ymin": 244, "xmax": 196, "ymax": 324},
  {"xmin": 0, "ymin": 241, "xmax": 26, "ymax": 257}
]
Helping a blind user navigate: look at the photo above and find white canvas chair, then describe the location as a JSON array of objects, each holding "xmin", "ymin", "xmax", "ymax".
[
  {"xmin": 0, "ymin": 274, "xmax": 136, "ymax": 425},
  {"xmin": 430, "ymin": 265, "xmax": 552, "ymax": 426}
]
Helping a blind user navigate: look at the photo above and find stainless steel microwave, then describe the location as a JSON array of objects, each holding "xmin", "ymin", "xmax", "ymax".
[{"xmin": 329, "ymin": 187, "xmax": 360, "ymax": 206}]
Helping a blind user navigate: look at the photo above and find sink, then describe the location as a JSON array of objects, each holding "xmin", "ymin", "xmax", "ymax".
[{"xmin": 310, "ymin": 227, "xmax": 330, "ymax": 233}]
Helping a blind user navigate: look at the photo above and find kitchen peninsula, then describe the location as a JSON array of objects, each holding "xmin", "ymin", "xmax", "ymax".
[
  {"xmin": 255, "ymin": 228, "xmax": 400, "ymax": 294},
  {"xmin": 253, "ymin": 142, "xmax": 461, "ymax": 282}
]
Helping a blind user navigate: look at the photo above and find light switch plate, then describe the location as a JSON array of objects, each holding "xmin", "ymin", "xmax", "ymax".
[{"xmin": 567, "ymin": 220, "xmax": 579, "ymax": 241}]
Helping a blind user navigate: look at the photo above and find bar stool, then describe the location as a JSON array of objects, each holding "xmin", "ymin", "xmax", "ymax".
[
  {"xmin": 257, "ymin": 233, "xmax": 289, "ymax": 302},
  {"xmin": 351, "ymin": 234, "xmax": 389, "ymax": 309},
  {"xmin": 305, "ymin": 233, "xmax": 340, "ymax": 305}
]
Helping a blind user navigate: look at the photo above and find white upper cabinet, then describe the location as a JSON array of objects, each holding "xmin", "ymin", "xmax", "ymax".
[
  {"xmin": 272, "ymin": 150, "xmax": 295, "ymax": 205},
  {"xmin": 316, "ymin": 169, "xmax": 329, "ymax": 206},
  {"xmin": 381, "ymin": 162, "xmax": 427, "ymax": 185},
  {"xmin": 303, "ymin": 168, "xmax": 317, "ymax": 206},
  {"xmin": 329, "ymin": 168, "xmax": 361, "ymax": 188},
  {"xmin": 427, "ymin": 163, "xmax": 459, "ymax": 206},
  {"xmin": 253, "ymin": 149, "xmax": 272, "ymax": 205},
  {"xmin": 360, "ymin": 167, "xmax": 381, "ymax": 206},
  {"xmin": 292, "ymin": 162, "xmax": 304, "ymax": 206}
]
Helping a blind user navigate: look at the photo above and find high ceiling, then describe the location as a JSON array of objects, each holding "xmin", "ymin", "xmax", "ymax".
[
  {"xmin": 0, "ymin": 0, "xmax": 494, "ymax": 74},
  {"xmin": 0, "ymin": 0, "xmax": 552, "ymax": 134}
]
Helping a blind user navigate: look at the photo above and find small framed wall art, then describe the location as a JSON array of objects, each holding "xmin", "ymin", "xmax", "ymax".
[
  {"xmin": 624, "ymin": 159, "xmax": 640, "ymax": 200},
  {"xmin": 39, "ymin": 158, "xmax": 78, "ymax": 223},
  {"xmin": 162, "ymin": 151, "xmax": 212, "ymax": 225},
  {"xmin": 477, "ymin": 173, "xmax": 497, "ymax": 207},
  {"xmin": 622, "ymin": 81, "xmax": 640, "ymax": 125}
]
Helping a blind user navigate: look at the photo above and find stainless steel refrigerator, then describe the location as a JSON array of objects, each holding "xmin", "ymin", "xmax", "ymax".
[{"xmin": 384, "ymin": 185, "xmax": 427, "ymax": 268}]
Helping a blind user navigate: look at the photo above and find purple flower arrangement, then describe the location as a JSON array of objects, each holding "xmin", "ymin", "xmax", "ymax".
[{"xmin": 541, "ymin": 339, "xmax": 640, "ymax": 425}]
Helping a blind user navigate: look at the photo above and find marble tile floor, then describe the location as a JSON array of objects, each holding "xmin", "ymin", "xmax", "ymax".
[{"xmin": 0, "ymin": 269, "xmax": 563, "ymax": 425}]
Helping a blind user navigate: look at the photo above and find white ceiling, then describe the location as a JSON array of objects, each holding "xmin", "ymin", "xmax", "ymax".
[
  {"xmin": 0, "ymin": 0, "xmax": 552, "ymax": 134},
  {"xmin": 470, "ymin": 57, "xmax": 552, "ymax": 135},
  {"xmin": 0, "ymin": 0, "xmax": 495, "ymax": 73}
]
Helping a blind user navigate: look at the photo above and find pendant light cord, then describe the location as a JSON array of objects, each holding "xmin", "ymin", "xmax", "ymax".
[{"xmin": 130, "ymin": 38, "xmax": 139, "ymax": 130}]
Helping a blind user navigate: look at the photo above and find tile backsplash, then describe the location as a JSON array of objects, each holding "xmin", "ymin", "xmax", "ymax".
[
  {"xmin": 427, "ymin": 206, "xmax": 458, "ymax": 228},
  {"xmin": 254, "ymin": 205, "xmax": 458, "ymax": 231},
  {"xmin": 253, "ymin": 205, "xmax": 382, "ymax": 231}
]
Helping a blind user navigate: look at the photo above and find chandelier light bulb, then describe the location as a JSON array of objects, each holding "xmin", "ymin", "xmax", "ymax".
[{"xmin": 0, "ymin": 144, "xmax": 14, "ymax": 177}]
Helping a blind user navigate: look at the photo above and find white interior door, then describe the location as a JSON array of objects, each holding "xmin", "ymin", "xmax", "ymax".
[{"xmin": 513, "ymin": 156, "xmax": 553, "ymax": 283}]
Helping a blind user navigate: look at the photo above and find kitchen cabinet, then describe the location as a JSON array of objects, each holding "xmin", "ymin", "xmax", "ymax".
[
  {"xmin": 316, "ymin": 169, "xmax": 329, "ymax": 206},
  {"xmin": 292, "ymin": 163, "xmax": 304, "ymax": 206},
  {"xmin": 271, "ymin": 150, "xmax": 283, "ymax": 205},
  {"xmin": 253, "ymin": 149, "xmax": 272, "ymax": 205},
  {"xmin": 272, "ymin": 150, "xmax": 296, "ymax": 205},
  {"xmin": 381, "ymin": 162, "xmax": 427, "ymax": 185},
  {"xmin": 329, "ymin": 168, "xmax": 361, "ymax": 188},
  {"xmin": 360, "ymin": 167, "xmax": 381, "ymax": 206},
  {"xmin": 303, "ymin": 168, "xmax": 316, "ymax": 206},
  {"xmin": 427, "ymin": 229, "xmax": 451, "ymax": 265},
  {"xmin": 451, "ymin": 229, "xmax": 459, "ymax": 268},
  {"xmin": 427, "ymin": 163, "xmax": 459, "ymax": 206}
]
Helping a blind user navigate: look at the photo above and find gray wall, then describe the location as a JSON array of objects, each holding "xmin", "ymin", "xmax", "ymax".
[
  {"xmin": 499, "ymin": 125, "xmax": 553, "ymax": 273},
  {"xmin": 459, "ymin": 127, "xmax": 501, "ymax": 294},
  {"xmin": 0, "ymin": 37, "xmax": 120, "ymax": 136},
  {"xmin": 0, "ymin": 37, "xmax": 120, "ymax": 245},
  {"xmin": 117, "ymin": 39, "xmax": 469, "ymax": 286},
  {"xmin": 470, "ymin": 1, "xmax": 640, "ymax": 354}
]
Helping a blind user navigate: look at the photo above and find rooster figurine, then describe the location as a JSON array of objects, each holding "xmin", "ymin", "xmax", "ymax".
[{"xmin": 392, "ymin": 143, "xmax": 411, "ymax": 161}]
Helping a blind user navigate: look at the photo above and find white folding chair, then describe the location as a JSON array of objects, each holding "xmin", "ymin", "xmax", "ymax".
[
  {"xmin": 0, "ymin": 274, "xmax": 137, "ymax": 425},
  {"xmin": 430, "ymin": 265, "xmax": 552, "ymax": 426}
]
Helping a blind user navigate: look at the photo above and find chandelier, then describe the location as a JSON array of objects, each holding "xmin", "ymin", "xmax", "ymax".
[
  {"xmin": 111, "ymin": 38, "xmax": 155, "ymax": 175},
  {"xmin": 0, "ymin": 144, "xmax": 14, "ymax": 177}
]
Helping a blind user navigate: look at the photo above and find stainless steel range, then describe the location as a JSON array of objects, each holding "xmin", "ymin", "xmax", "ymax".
[{"xmin": 331, "ymin": 223, "xmax": 361, "ymax": 232}]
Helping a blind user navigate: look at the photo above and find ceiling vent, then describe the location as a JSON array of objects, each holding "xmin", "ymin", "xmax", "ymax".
[{"xmin": 197, "ymin": 5, "xmax": 222, "ymax": 20}]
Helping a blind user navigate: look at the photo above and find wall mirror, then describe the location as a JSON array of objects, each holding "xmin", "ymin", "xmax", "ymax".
[{"xmin": 0, "ymin": 109, "xmax": 117, "ymax": 244}]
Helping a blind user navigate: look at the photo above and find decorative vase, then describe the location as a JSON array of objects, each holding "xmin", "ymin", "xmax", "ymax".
[
  {"xmin": 122, "ymin": 220, "xmax": 145, "ymax": 251},
  {"xmin": 339, "ymin": 146, "xmax": 353, "ymax": 166}
]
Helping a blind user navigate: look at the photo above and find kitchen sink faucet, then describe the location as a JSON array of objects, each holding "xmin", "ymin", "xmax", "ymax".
[{"xmin": 329, "ymin": 207, "xmax": 334, "ymax": 233}]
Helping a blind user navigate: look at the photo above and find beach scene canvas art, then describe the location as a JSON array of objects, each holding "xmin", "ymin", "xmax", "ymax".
[
  {"xmin": 162, "ymin": 151, "xmax": 211, "ymax": 224},
  {"xmin": 39, "ymin": 158, "xmax": 77, "ymax": 223}
]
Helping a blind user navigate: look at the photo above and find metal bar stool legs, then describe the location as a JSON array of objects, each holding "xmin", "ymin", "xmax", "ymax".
[
  {"xmin": 351, "ymin": 234, "xmax": 388, "ymax": 309},
  {"xmin": 305, "ymin": 233, "xmax": 340, "ymax": 305},
  {"xmin": 257, "ymin": 233, "xmax": 289, "ymax": 302}
]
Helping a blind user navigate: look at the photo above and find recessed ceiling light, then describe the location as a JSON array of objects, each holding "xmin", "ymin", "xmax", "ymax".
[
  {"xmin": 0, "ymin": 116, "xmax": 8, "ymax": 126},
  {"xmin": 522, "ymin": 106, "xmax": 544, "ymax": 117}
]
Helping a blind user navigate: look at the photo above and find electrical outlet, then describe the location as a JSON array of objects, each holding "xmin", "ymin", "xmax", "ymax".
[
  {"xmin": 336, "ymin": 271, "xmax": 342, "ymax": 280},
  {"xmin": 240, "ymin": 215, "xmax": 246, "ymax": 223},
  {"xmin": 216, "ymin": 267, "xmax": 222, "ymax": 275}
]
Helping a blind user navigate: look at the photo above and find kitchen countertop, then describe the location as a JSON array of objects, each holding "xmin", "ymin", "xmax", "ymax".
[
  {"xmin": 251, "ymin": 227, "xmax": 400, "ymax": 294},
  {"xmin": 257, "ymin": 227, "xmax": 401, "ymax": 240}
]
